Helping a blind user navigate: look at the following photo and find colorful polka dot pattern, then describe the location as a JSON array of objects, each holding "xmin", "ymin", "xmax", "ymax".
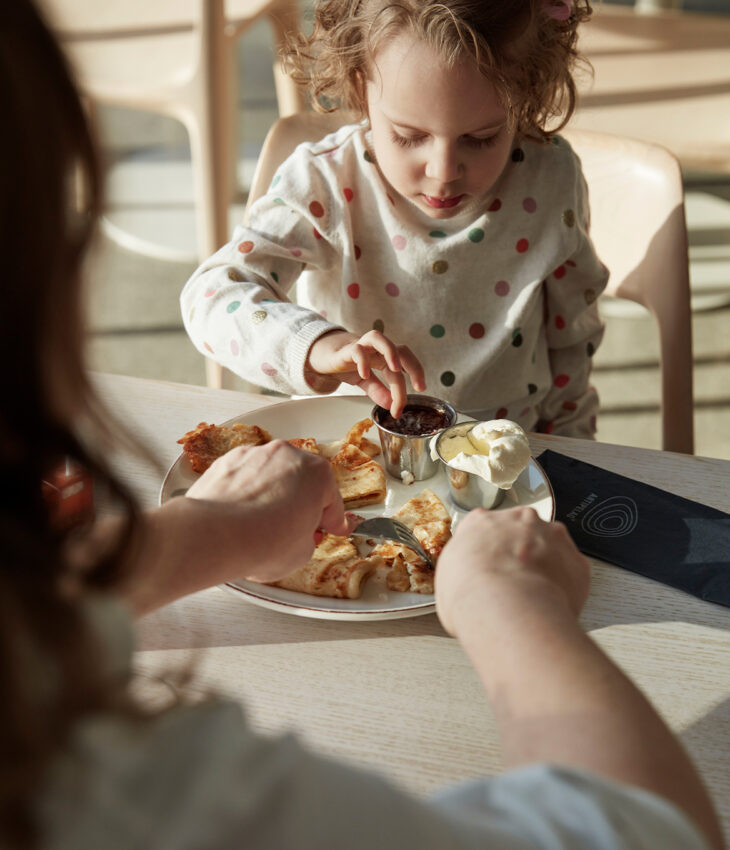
[{"xmin": 222, "ymin": 137, "xmax": 596, "ymax": 429}]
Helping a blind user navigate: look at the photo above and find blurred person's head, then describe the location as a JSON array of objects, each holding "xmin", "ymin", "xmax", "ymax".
[{"xmin": 0, "ymin": 2, "xmax": 140, "ymax": 844}]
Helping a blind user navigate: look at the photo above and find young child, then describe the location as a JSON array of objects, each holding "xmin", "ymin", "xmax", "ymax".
[{"xmin": 181, "ymin": 0, "xmax": 607, "ymax": 437}]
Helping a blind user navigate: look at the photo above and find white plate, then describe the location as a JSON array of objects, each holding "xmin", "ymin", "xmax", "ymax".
[{"xmin": 160, "ymin": 396, "xmax": 555, "ymax": 621}]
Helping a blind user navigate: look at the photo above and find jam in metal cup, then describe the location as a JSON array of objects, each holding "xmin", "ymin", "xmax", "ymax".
[
  {"xmin": 372, "ymin": 395, "xmax": 457, "ymax": 481},
  {"xmin": 434, "ymin": 422, "xmax": 506, "ymax": 511}
]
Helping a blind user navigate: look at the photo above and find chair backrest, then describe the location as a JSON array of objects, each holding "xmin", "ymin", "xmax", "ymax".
[
  {"xmin": 563, "ymin": 129, "xmax": 693, "ymax": 454},
  {"xmin": 246, "ymin": 114, "xmax": 694, "ymax": 453}
]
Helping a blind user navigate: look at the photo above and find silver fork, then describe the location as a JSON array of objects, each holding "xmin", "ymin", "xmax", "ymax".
[{"xmin": 351, "ymin": 517, "xmax": 434, "ymax": 568}]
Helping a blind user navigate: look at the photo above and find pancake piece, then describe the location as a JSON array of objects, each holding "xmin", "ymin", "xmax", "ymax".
[
  {"xmin": 288, "ymin": 437, "xmax": 320, "ymax": 454},
  {"xmin": 330, "ymin": 443, "xmax": 386, "ymax": 508},
  {"xmin": 319, "ymin": 418, "xmax": 381, "ymax": 459},
  {"xmin": 177, "ymin": 422, "xmax": 271, "ymax": 473},
  {"xmin": 271, "ymin": 532, "xmax": 383, "ymax": 599},
  {"xmin": 372, "ymin": 489, "xmax": 452, "ymax": 594}
]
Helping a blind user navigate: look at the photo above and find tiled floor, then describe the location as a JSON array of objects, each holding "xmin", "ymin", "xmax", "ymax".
[{"xmin": 85, "ymin": 13, "xmax": 730, "ymax": 461}]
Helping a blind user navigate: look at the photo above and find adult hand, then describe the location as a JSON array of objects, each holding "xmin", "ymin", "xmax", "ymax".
[
  {"xmin": 185, "ymin": 440, "xmax": 349, "ymax": 583},
  {"xmin": 435, "ymin": 507, "xmax": 590, "ymax": 638},
  {"xmin": 305, "ymin": 329, "xmax": 426, "ymax": 418}
]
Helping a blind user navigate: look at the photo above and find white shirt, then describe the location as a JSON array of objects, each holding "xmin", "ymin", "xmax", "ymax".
[
  {"xmin": 39, "ymin": 699, "xmax": 709, "ymax": 850},
  {"xmin": 181, "ymin": 123, "xmax": 607, "ymax": 438}
]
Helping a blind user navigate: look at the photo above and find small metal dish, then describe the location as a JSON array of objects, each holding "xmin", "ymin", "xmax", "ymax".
[
  {"xmin": 372, "ymin": 395, "xmax": 457, "ymax": 482},
  {"xmin": 433, "ymin": 421, "xmax": 507, "ymax": 511}
]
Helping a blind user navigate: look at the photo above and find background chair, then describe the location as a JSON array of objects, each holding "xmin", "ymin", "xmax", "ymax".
[
  {"xmin": 39, "ymin": 0, "xmax": 304, "ymax": 388},
  {"xmin": 563, "ymin": 129, "xmax": 694, "ymax": 455},
  {"xmin": 238, "ymin": 113, "xmax": 694, "ymax": 454}
]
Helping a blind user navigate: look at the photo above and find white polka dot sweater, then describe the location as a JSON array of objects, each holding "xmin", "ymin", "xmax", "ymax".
[{"xmin": 181, "ymin": 123, "xmax": 607, "ymax": 438}]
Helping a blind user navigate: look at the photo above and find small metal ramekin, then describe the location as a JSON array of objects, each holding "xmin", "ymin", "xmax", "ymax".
[
  {"xmin": 433, "ymin": 422, "xmax": 507, "ymax": 511},
  {"xmin": 372, "ymin": 395, "xmax": 457, "ymax": 481}
]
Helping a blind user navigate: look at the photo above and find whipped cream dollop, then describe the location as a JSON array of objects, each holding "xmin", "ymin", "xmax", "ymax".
[{"xmin": 433, "ymin": 419, "xmax": 531, "ymax": 489}]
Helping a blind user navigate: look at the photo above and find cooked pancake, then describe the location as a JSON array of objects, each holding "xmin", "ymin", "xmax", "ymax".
[
  {"xmin": 177, "ymin": 422, "xmax": 272, "ymax": 473},
  {"xmin": 330, "ymin": 443, "xmax": 386, "ymax": 508},
  {"xmin": 288, "ymin": 437, "xmax": 320, "ymax": 454},
  {"xmin": 319, "ymin": 417, "xmax": 381, "ymax": 459},
  {"xmin": 271, "ymin": 532, "xmax": 383, "ymax": 599},
  {"xmin": 372, "ymin": 489, "xmax": 452, "ymax": 594}
]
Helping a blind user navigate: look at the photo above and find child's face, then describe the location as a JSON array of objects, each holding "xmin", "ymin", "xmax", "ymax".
[{"xmin": 366, "ymin": 33, "xmax": 516, "ymax": 219}]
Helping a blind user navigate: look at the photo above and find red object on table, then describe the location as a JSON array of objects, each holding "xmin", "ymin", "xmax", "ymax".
[{"xmin": 41, "ymin": 459, "xmax": 95, "ymax": 529}]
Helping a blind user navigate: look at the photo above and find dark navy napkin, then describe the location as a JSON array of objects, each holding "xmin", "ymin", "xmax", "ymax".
[{"xmin": 537, "ymin": 449, "xmax": 730, "ymax": 607}]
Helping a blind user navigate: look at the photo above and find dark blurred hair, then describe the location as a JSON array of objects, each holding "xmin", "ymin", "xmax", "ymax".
[
  {"xmin": 0, "ymin": 1, "xmax": 142, "ymax": 844},
  {"xmin": 287, "ymin": 0, "xmax": 592, "ymax": 136}
]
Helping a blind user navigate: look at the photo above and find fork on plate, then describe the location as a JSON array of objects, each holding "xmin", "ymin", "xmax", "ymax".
[{"xmin": 350, "ymin": 517, "xmax": 434, "ymax": 568}]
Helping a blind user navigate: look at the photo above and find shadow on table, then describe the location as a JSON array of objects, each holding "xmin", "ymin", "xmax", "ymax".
[{"xmin": 135, "ymin": 588, "xmax": 449, "ymax": 652}]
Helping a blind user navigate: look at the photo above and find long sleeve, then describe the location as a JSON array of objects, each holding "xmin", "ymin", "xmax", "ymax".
[
  {"xmin": 536, "ymin": 169, "xmax": 607, "ymax": 439},
  {"xmin": 181, "ymin": 144, "xmax": 347, "ymax": 396}
]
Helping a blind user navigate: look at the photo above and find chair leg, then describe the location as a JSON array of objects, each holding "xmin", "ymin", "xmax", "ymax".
[
  {"xmin": 206, "ymin": 357, "xmax": 225, "ymax": 389},
  {"xmin": 269, "ymin": 0, "xmax": 305, "ymax": 116}
]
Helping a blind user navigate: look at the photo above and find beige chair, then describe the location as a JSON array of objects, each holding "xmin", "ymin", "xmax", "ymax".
[
  {"xmin": 563, "ymin": 129, "xmax": 694, "ymax": 455},
  {"xmin": 39, "ymin": 0, "xmax": 303, "ymax": 389},
  {"xmin": 239, "ymin": 113, "xmax": 695, "ymax": 454}
]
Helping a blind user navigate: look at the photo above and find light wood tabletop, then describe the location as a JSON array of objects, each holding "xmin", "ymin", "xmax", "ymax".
[{"xmin": 94, "ymin": 372, "xmax": 730, "ymax": 841}]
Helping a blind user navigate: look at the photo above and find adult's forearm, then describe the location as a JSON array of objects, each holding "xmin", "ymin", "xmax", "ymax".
[{"xmin": 456, "ymin": 584, "xmax": 724, "ymax": 850}]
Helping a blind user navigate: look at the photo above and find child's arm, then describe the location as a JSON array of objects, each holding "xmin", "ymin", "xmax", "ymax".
[
  {"xmin": 537, "ymin": 178, "xmax": 608, "ymax": 438},
  {"xmin": 181, "ymin": 142, "xmax": 423, "ymax": 415}
]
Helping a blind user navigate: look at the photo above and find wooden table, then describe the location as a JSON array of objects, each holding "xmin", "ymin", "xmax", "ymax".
[{"xmin": 94, "ymin": 372, "xmax": 730, "ymax": 841}]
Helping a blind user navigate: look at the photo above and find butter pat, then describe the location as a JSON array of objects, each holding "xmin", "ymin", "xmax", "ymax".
[{"xmin": 434, "ymin": 419, "xmax": 531, "ymax": 489}]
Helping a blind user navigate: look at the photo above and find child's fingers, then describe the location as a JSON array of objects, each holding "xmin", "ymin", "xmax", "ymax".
[
  {"xmin": 396, "ymin": 345, "xmax": 427, "ymax": 392},
  {"xmin": 359, "ymin": 367, "xmax": 408, "ymax": 417},
  {"xmin": 360, "ymin": 330, "xmax": 403, "ymax": 373},
  {"xmin": 380, "ymin": 366, "xmax": 409, "ymax": 417},
  {"xmin": 349, "ymin": 343, "xmax": 372, "ymax": 381}
]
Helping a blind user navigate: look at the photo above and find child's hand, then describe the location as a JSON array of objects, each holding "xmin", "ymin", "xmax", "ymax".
[{"xmin": 305, "ymin": 330, "xmax": 426, "ymax": 418}]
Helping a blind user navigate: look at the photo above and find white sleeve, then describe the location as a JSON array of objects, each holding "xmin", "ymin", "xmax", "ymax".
[
  {"xmin": 537, "ymin": 170, "xmax": 608, "ymax": 440},
  {"xmin": 40, "ymin": 701, "xmax": 711, "ymax": 850},
  {"xmin": 180, "ymin": 148, "xmax": 346, "ymax": 396}
]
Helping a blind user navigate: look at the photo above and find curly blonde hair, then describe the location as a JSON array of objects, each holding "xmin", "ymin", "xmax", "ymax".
[{"xmin": 286, "ymin": 0, "xmax": 592, "ymax": 137}]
